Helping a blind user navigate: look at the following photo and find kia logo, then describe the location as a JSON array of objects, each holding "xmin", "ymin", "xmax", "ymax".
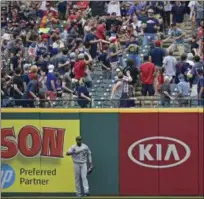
[{"xmin": 128, "ymin": 136, "xmax": 191, "ymax": 169}]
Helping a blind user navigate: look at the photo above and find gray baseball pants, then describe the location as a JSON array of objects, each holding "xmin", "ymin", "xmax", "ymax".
[{"xmin": 74, "ymin": 163, "xmax": 89, "ymax": 196}]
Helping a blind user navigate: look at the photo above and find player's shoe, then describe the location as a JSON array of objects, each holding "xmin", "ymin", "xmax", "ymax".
[
  {"xmin": 76, "ymin": 194, "xmax": 82, "ymax": 197},
  {"xmin": 83, "ymin": 193, "xmax": 90, "ymax": 197}
]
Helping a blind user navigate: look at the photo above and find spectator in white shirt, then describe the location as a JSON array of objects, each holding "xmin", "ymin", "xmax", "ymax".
[{"xmin": 162, "ymin": 51, "xmax": 177, "ymax": 80}]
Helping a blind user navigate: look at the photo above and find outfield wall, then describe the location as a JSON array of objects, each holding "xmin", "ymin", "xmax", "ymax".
[{"xmin": 1, "ymin": 108, "xmax": 203, "ymax": 197}]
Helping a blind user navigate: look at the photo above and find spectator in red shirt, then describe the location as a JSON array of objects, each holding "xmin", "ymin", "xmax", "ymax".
[
  {"xmin": 43, "ymin": 2, "xmax": 58, "ymax": 18},
  {"xmin": 74, "ymin": 53, "xmax": 93, "ymax": 87},
  {"xmin": 157, "ymin": 67, "xmax": 165, "ymax": 93},
  {"xmin": 96, "ymin": 19, "xmax": 106, "ymax": 40},
  {"xmin": 140, "ymin": 55, "xmax": 156, "ymax": 106},
  {"xmin": 77, "ymin": 1, "xmax": 89, "ymax": 11},
  {"xmin": 197, "ymin": 20, "xmax": 203, "ymax": 40}
]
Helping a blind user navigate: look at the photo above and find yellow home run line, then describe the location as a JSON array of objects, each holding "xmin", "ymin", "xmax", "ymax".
[{"xmin": 1, "ymin": 197, "xmax": 203, "ymax": 199}]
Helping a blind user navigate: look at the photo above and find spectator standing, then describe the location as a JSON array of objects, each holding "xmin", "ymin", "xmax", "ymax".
[
  {"xmin": 46, "ymin": 64, "xmax": 58, "ymax": 105},
  {"xmin": 11, "ymin": 68, "xmax": 24, "ymax": 106},
  {"xmin": 171, "ymin": 1, "xmax": 186, "ymax": 29},
  {"xmin": 194, "ymin": 1, "xmax": 204, "ymax": 28},
  {"xmin": 22, "ymin": 64, "xmax": 31, "ymax": 90},
  {"xmin": 165, "ymin": 23, "xmax": 185, "ymax": 56},
  {"xmin": 157, "ymin": 67, "xmax": 165, "ymax": 94},
  {"xmin": 142, "ymin": 9, "xmax": 159, "ymax": 46},
  {"xmin": 197, "ymin": 69, "xmax": 204, "ymax": 106},
  {"xmin": 74, "ymin": 53, "xmax": 92, "ymax": 87},
  {"xmin": 98, "ymin": 44, "xmax": 112, "ymax": 79},
  {"xmin": 77, "ymin": 78, "xmax": 91, "ymax": 108},
  {"xmin": 149, "ymin": 40, "xmax": 165, "ymax": 68},
  {"xmin": 190, "ymin": 34, "xmax": 199, "ymax": 56},
  {"xmin": 110, "ymin": 71, "xmax": 124, "ymax": 108},
  {"xmin": 163, "ymin": 50, "xmax": 177, "ymax": 80},
  {"xmin": 175, "ymin": 54, "xmax": 189, "ymax": 84},
  {"xmin": 85, "ymin": 27, "xmax": 100, "ymax": 59},
  {"xmin": 140, "ymin": 55, "xmax": 156, "ymax": 106},
  {"xmin": 120, "ymin": 70, "xmax": 132, "ymax": 108},
  {"xmin": 10, "ymin": 49, "xmax": 23, "ymax": 71},
  {"xmin": 96, "ymin": 19, "xmax": 106, "ymax": 41},
  {"xmin": 22, "ymin": 66, "xmax": 39, "ymax": 107},
  {"xmin": 57, "ymin": 49, "xmax": 70, "ymax": 77},
  {"xmin": 164, "ymin": 1, "xmax": 172, "ymax": 29},
  {"xmin": 177, "ymin": 74, "xmax": 190, "ymax": 107},
  {"xmin": 160, "ymin": 76, "xmax": 174, "ymax": 107},
  {"xmin": 62, "ymin": 68, "xmax": 74, "ymax": 108}
]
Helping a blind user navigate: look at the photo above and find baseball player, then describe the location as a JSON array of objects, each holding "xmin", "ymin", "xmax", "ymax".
[{"xmin": 66, "ymin": 136, "xmax": 93, "ymax": 197}]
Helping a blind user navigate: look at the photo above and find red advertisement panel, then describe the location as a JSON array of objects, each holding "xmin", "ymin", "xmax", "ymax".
[
  {"xmin": 120, "ymin": 112, "xmax": 201, "ymax": 196},
  {"xmin": 119, "ymin": 113, "xmax": 159, "ymax": 195},
  {"xmin": 199, "ymin": 111, "xmax": 204, "ymax": 196},
  {"xmin": 158, "ymin": 113, "xmax": 199, "ymax": 195}
]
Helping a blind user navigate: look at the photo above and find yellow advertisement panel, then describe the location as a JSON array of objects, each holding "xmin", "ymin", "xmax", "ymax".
[{"xmin": 1, "ymin": 120, "xmax": 79, "ymax": 193}]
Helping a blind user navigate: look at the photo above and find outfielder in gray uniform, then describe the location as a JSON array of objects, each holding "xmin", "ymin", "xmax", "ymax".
[{"xmin": 66, "ymin": 136, "xmax": 93, "ymax": 197}]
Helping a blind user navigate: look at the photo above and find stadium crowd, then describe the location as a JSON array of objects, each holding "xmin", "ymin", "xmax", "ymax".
[{"xmin": 1, "ymin": 0, "xmax": 204, "ymax": 108}]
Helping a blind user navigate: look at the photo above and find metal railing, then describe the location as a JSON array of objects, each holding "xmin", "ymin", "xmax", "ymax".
[{"xmin": 1, "ymin": 98, "xmax": 204, "ymax": 108}]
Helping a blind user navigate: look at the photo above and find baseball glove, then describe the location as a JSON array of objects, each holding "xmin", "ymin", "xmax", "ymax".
[{"xmin": 87, "ymin": 166, "xmax": 94, "ymax": 175}]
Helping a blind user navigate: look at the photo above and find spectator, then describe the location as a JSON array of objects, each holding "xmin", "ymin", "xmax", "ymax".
[
  {"xmin": 142, "ymin": 9, "xmax": 159, "ymax": 46},
  {"xmin": 175, "ymin": 54, "xmax": 189, "ymax": 84},
  {"xmin": 46, "ymin": 64, "xmax": 58, "ymax": 105},
  {"xmin": 160, "ymin": 76, "xmax": 174, "ymax": 107},
  {"xmin": 171, "ymin": 1, "xmax": 186, "ymax": 29},
  {"xmin": 22, "ymin": 64, "xmax": 31, "ymax": 90},
  {"xmin": 149, "ymin": 40, "xmax": 166, "ymax": 68},
  {"xmin": 190, "ymin": 34, "xmax": 199, "ymax": 56},
  {"xmin": 62, "ymin": 67, "xmax": 74, "ymax": 108},
  {"xmin": 98, "ymin": 44, "xmax": 112, "ymax": 79},
  {"xmin": 110, "ymin": 71, "xmax": 124, "ymax": 108},
  {"xmin": 163, "ymin": 50, "xmax": 177, "ymax": 80},
  {"xmin": 0, "ymin": 1, "xmax": 202, "ymax": 108},
  {"xmin": 157, "ymin": 67, "xmax": 165, "ymax": 94},
  {"xmin": 177, "ymin": 74, "xmax": 190, "ymax": 107},
  {"xmin": 85, "ymin": 27, "xmax": 100, "ymax": 59},
  {"xmin": 140, "ymin": 55, "xmax": 156, "ymax": 106},
  {"xmin": 165, "ymin": 23, "xmax": 185, "ymax": 56},
  {"xmin": 194, "ymin": 1, "xmax": 204, "ymax": 28},
  {"xmin": 120, "ymin": 70, "xmax": 132, "ymax": 108},
  {"xmin": 186, "ymin": 53, "xmax": 195, "ymax": 68},
  {"xmin": 11, "ymin": 68, "xmax": 24, "ymax": 106},
  {"xmin": 77, "ymin": 78, "xmax": 91, "ymax": 108},
  {"xmin": 74, "ymin": 53, "xmax": 93, "ymax": 87},
  {"xmin": 197, "ymin": 69, "xmax": 204, "ymax": 106},
  {"xmin": 22, "ymin": 66, "xmax": 39, "ymax": 107}
]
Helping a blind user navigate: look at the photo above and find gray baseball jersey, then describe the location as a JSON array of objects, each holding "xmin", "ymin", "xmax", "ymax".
[{"xmin": 68, "ymin": 143, "xmax": 92, "ymax": 164}]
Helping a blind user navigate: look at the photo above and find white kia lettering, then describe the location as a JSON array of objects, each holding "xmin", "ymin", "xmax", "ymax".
[
  {"xmin": 164, "ymin": 144, "xmax": 180, "ymax": 161},
  {"xmin": 139, "ymin": 144, "xmax": 153, "ymax": 161},
  {"xmin": 128, "ymin": 136, "xmax": 191, "ymax": 169}
]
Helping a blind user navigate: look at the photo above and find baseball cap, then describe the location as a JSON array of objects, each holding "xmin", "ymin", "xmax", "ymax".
[
  {"xmin": 109, "ymin": 36, "xmax": 117, "ymax": 43},
  {"xmin": 23, "ymin": 63, "xmax": 31, "ymax": 70},
  {"xmin": 76, "ymin": 136, "xmax": 82, "ymax": 140},
  {"xmin": 187, "ymin": 53, "xmax": 194, "ymax": 60},
  {"xmin": 154, "ymin": 40, "xmax": 161, "ymax": 47},
  {"xmin": 78, "ymin": 53, "xmax": 85, "ymax": 59},
  {"xmin": 73, "ymin": 5, "xmax": 78, "ymax": 9},
  {"xmin": 48, "ymin": 64, "xmax": 55, "ymax": 72},
  {"xmin": 70, "ymin": 52, "xmax": 76, "ymax": 60},
  {"xmin": 178, "ymin": 74, "xmax": 185, "ymax": 80},
  {"xmin": 148, "ymin": 9, "xmax": 154, "ymax": 13}
]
